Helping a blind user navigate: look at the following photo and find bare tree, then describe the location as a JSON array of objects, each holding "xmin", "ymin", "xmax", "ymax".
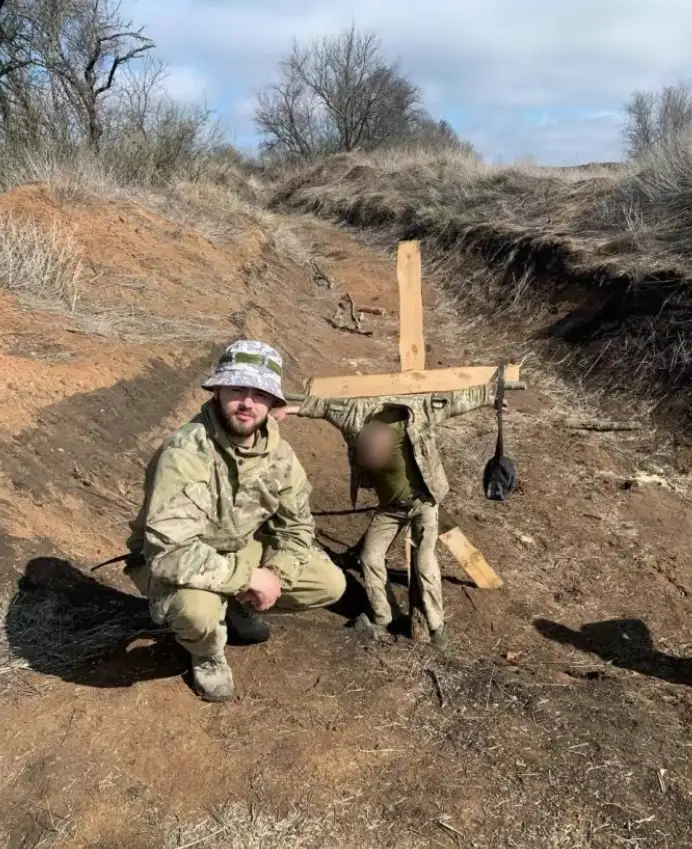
[
  {"xmin": 0, "ymin": 0, "xmax": 33, "ymax": 82},
  {"xmin": 255, "ymin": 25, "xmax": 426, "ymax": 157},
  {"xmin": 0, "ymin": 0, "xmax": 37, "ymax": 127},
  {"xmin": 96, "ymin": 55, "xmax": 226, "ymax": 182},
  {"xmin": 624, "ymin": 83, "xmax": 692, "ymax": 158},
  {"xmin": 0, "ymin": 0, "xmax": 233, "ymax": 186},
  {"xmin": 38, "ymin": 0, "xmax": 155, "ymax": 153},
  {"xmin": 255, "ymin": 65, "xmax": 322, "ymax": 158},
  {"xmin": 402, "ymin": 117, "xmax": 477, "ymax": 155}
]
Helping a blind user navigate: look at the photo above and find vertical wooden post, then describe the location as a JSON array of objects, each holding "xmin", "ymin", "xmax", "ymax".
[
  {"xmin": 405, "ymin": 527, "xmax": 429, "ymax": 642},
  {"xmin": 397, "ymin": 240, "xmax": 425, "ymax": 372}
]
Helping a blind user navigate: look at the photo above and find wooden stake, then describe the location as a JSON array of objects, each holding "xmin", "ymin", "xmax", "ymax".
[
  {"xmin": 397, "ymin": 241, "xmax": 425, "ymax": 371},
  {"xmin": 438, "ymin": 507, "xmax": 503, "ymax": 590},
  {"xmin": 406, "ymin": 527, "xmax": 429, "ymax": 641}
]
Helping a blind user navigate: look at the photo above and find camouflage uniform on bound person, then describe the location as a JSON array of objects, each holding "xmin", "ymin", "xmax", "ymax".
[
  {"xmin": 296, "ymin": 383, "xmax": 499, "ymax": 644},
  {"xmin": 126, "ymin": 340, "xmax": 346, "ymax": 702}
]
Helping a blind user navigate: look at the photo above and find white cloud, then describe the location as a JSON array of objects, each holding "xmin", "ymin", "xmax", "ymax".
[
  {"xmin": 120, "ymin": 0, "xmax": 692, "ymax": 162},
  {"xmin": 160, "ymin": 65, "xmax": 213, "ymax": 104}
]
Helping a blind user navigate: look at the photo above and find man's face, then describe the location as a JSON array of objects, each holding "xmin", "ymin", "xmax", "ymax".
[
  {"xmin": 356, "ymin": 423, "xmax": 394, "ymax": 472},
  {"xmin": 216, "ymin": 386, "xmax": 274, "ymax": 439}
]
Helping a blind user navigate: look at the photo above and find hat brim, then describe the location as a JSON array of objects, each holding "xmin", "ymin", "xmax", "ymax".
[{"xmin": 201, "ymin": 368, "xmax": 286, "ymax": 405}]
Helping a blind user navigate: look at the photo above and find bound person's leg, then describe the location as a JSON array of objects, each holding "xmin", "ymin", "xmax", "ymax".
[
  {"xmin": 359, "ymin": 509, "xmax": 404, "ymax": 628},
  {"xmin": 410, "ymin": 502, "xmax": 446, "ymax": 642}
]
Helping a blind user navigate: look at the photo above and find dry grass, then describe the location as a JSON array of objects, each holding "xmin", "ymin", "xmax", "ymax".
[
  {"xmin": 0, "ymin": 582, "xmax": 154, "ymax": 699},
  {"xmin": 0, "ymin": 211, "xmax": 235, "ymax": 342},
  {"xmin": 0, "ymin": 214, "xmax": 84, "ymax": 312},
  {"xmin": 162, "ymin": 803, "xmax": 385, "ymax": 849},
  {"xmin": 65, "ymin": 306, "xmax": 230, "ymax": 344},
  {"xmin": 0, "ymin": 149, "xmax": 124, "ymax": 202},
  {"xmin": 271, "ymin": 146, "xmax": 625, "ymax": 243},
  {"xmin": 138, "ymin": 177, "xmax": 271, "ymax": 246},
  {"xmin": 0, "ymin": 154, "xmax": 274, "ymax": 343},
  {"xmin": 404, "ymin": 651, "xmax": 691, "ymax": 849}
]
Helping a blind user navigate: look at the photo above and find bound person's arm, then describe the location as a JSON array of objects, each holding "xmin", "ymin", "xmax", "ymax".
[
  {"xmin": 142, "ymin": 444, "xmax": 254, "ymax": 595},
  {"xmin": 275, "ymin": 395, "xmax": 359, "ymax": 442},
  {"xmin": 296, "ymin": 395, "xmax": 350, "ymax": 429},
  {"xmin": 429, "ymin": 382, "xmax": 500, "ymax": 424}
]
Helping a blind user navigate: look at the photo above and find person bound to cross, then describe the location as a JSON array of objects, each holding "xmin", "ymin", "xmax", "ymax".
[
  {"xmin": 124, "ymin": 340, "xmax": 346, "ymax": 702},
  {"xmin": 277, "ymin": 381, "xmax": 505, "ymax": 646}
]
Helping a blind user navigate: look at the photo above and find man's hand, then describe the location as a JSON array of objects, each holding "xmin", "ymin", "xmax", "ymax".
[
  {"xmin": 270, "ymin": 404, "xmax": 300, "ymax": 422},
  {"xmin": 237, "ymin": 567, "xmax": 282, "ymax": 611}
]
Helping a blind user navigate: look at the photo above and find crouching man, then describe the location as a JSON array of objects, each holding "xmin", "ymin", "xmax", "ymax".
[{"xmin": 125, "ymin": 340, "xmax": 346, "ymax": 702}]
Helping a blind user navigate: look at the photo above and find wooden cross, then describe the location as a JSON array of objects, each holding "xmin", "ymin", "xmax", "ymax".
[
  {"xmin": 304, "ymin": 241, "xmax": 520, "ymax": 398},
  {"xmin": 303, "ymin": 241, "xmax": 522, "ymax": 638}
]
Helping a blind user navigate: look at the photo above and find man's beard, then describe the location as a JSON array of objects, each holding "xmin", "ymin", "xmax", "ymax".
[{"xmin": 220, "ymin": 405, "xmax": 268, "ymax": 439}]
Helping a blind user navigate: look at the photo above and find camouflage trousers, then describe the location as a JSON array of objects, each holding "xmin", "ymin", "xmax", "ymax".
[
  {"xmin": 360, "ymin": 500, "xmax": 444, "ymax": 631},
  {"xmin": 126, "ymin": 539, "xmax": 346, "ymax": 657}
]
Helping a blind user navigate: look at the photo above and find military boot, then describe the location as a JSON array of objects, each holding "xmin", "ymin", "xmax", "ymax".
[
  {"xmin": 430, "ymin": 622, "xmax": 449, "ymax": 648},
  {"xmin": 226, "ymin": 597, "xmax": 270, "ymax": 645},
  {"xmin": 353, "ymin": 612, "xmax": 388, "ymax": 641},
  {"xmin": 189, "ymin": 627, "xmax": 235, "ymax": 702}
]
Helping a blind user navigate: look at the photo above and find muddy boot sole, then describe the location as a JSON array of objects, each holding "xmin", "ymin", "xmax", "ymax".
[
  {"xmin": 430, "ymin": 623, "xmax": 449, "ymax": 648},
  {"xmin": 191, "ymin": 656, "xmax": 235, "ymax": 702},
  {"xmin": 352, "ymin": 612, "xmax": 389, "ymax": 641}
]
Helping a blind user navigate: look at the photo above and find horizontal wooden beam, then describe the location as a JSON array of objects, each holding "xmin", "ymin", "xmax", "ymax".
[{"xmin": 303, "ymin": 363, "xmax": 521, "ymax": 399}]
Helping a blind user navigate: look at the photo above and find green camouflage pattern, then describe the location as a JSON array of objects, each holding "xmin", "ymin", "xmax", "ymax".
[
  {"xmin": 127, "ymin": 399, "xmax": 315, "ymax": 599},
  {"xmin": 298, "ymin": 384, "xmax": 496, "ymax": 506}
]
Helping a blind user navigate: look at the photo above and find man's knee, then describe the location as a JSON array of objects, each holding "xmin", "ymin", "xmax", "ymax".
[
  {"xmin": 278, "ymin": 548, "xmax": 347, "ymax": 610},
  {"xmin": 165, "ymin": 588, "xmax": 225, "ymax": 643},
  {"xmin": 320, "ymin": 561, "xmax": 347, "ymax": 606},
  {"xmin": 360, "ymin": 534, "xmax": 391, "ymax": 571},
  {"xmin": 360, "ymin": 547, "xmax": 384, "ymax": 573},
  {"xmin": 308, "ymin": 549, "xmax": 347, "ymax": 606}
]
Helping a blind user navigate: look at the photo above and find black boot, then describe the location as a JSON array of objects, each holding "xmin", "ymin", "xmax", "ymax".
[{"xmin": 226, "ymin": 598, "xmax": 271, "ymax": 645}]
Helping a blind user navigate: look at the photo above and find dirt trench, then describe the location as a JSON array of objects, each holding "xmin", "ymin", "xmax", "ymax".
[{"xmin": 0, "ymin": 191, "xmax": 691, "ymax": 849}]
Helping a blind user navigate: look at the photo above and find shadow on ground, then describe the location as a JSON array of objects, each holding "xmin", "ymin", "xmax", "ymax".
[
  {"xmin": 534, "ymin": 617, "xmax": 692, "ymax": 687},
  {"xmin": 4, "ymin": 557, "xmax": 187, "ymax": 689},
  {"xmin": 4, "ymin": 549, "xmax": 370, "ymax": 691}
]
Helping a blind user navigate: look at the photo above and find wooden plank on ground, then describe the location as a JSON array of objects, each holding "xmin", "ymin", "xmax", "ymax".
[
  {"xmin": 397, "ymin": 240, "xmax": 425, "ymax": 372},
  {"xmin": 305, "ymin": 363, "xmax": 520, "ymax": 399},
  {"xmin": 438, "ymin": 507, "xmax": 503, "ymax": 590}
]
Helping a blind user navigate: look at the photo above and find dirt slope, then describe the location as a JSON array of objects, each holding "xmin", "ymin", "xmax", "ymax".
[{"xmin": 0, "ymin": 187, "xmax": 691, "ymax": 849}]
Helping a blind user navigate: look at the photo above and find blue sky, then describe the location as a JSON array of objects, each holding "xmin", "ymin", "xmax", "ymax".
[{"xmin": 121, "ymin": 0, "xmax": 692, "ymax": 165}]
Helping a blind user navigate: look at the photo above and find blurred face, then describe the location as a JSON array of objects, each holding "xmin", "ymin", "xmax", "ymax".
[
  {"xmin": 356, "ymin": 422, "xmax": 394, "ymax": 472},
  {"xmin": 216, "ymin": 386, "xmax": 275, "ymax": 443}
]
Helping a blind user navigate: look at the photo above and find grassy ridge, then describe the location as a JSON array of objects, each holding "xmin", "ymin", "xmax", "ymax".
[{"xmin": 270, "ymin": 146, "xmax": 692, "ymax": 420}]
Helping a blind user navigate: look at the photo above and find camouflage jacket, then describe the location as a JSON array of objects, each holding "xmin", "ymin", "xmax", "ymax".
[
  {"xmin": 127, "ymin": 399, "xmax": 315, "ymax": 594},
  {"xmin": 298, "ymin": 384, "xmax": 496, "ymax": 507}
]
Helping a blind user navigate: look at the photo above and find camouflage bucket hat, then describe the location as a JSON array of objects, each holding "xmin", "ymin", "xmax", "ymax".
[{"xmin": 201, "ymin": 340, "xmax": 286, "ymax": 405}]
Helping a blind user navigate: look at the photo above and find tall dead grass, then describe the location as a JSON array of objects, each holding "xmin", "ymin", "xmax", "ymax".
[
  {"xmin": 272, "ymin": 147, "xmax": 630, "ymax": 251},
  {"xmin": 272, "ymin": 142, "xmax": 692, "ymax": 268},
  {"xmin": 0, "ymin": 214, "xmax": 84, "ymax": 311}
]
